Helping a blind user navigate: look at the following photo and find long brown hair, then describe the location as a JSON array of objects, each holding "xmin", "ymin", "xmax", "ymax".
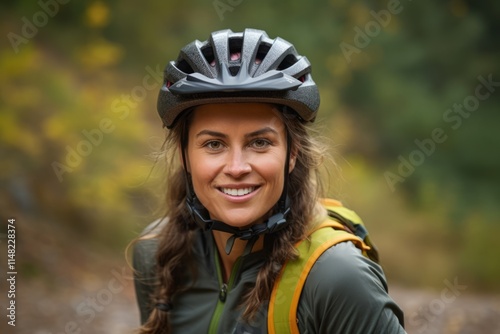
[{"xmin": 137, "ymin": 106, "xmax": 329, "ymax": 333}]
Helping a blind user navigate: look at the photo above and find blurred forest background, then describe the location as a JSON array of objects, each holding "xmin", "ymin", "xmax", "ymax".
[{"xmin": 1, "ymin": 0, "xmax": 499, "ymax": 333}]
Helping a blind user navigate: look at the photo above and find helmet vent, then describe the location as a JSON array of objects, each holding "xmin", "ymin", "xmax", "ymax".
[
  {"xmin": 228, "ymin": 65, "xmax": 240, "ymax": 76},
  {"xmin": 177, "ymin": 59, "xmax": 194, "ymax": 74},
  {"xmin": 255, "ymin": 43, "xmax": 270, "ymax": 64},
  {"xmin": 201, "ymin": 46, "xmax": 215, "ymax": 66},
  {"xmin": 277, "ymin": 54, "xmax": 298, "ymax": 70},
  {"xmin": 228, "ymin": 38, "xmax": 243, "ymax": 61}
]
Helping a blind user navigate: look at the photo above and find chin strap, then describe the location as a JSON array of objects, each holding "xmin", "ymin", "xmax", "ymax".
[
  {"xmin": 185, "ymin": 192, "xmax": 290, "ymax": 254},
  {"xmin": 181, "ymin": 127, "xmax": 292, "ymax": 255}
]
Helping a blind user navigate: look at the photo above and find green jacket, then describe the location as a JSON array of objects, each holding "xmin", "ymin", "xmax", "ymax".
[{"xmin": 133, "ymin": 221, "xmax": 405, "ymax": 333}]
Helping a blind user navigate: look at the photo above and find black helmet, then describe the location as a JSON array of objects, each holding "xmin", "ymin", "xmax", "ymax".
[{"xmin": 157, "ymin": 28, "xmax": 320, "ymax": 128}]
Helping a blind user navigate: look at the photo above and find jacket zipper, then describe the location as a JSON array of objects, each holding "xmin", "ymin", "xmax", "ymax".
[
  {"xmin": 219, "ymin": 283, "xmax": 227, "ymax": 302},
  {"xmin": 208, "ymin": 250, "xmax": 242, "ymax": 334}
]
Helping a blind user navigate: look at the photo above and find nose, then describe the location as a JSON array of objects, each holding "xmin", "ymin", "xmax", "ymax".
[{"xmin": 223, "ymin": 148, "xmax": 251, "ymax": 178}]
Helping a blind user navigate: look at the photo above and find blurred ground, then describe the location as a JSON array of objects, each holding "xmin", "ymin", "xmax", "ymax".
[
  {"xmin": 391, "ymin": 286, "xmax": 500, "ymax": 334},
  {"xmin": 2, "ymin": 214, "xmax": 500, "ymax": 334},
  {"xmin": 0, "ymin": 214, "xmax": 141, "ymax": 334}
]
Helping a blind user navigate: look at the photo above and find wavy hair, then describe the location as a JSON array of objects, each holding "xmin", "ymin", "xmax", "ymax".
[{"xmin": 137, "ymin": 106, "xmax": 329, "ymax": 333}]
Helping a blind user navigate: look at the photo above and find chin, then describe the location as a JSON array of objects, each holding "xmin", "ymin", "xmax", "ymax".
[
  {"xmin": 220, "ymin": 217, "xmax": 256, "ymax": 229},
  {"xmin": 216, "ymin": 211, "xmax": 264, "ymax": 229}
]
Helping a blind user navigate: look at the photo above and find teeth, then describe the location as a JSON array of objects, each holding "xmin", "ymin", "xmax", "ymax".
[{"xmin": 222, "ymin": 187, "xmax": 255, "ymax": 196}]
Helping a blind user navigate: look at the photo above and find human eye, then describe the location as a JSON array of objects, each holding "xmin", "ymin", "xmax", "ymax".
[
  {"xmin": 250, "ymin": 138, "xmax": 271, "ymax": 150},
  {"xmin": 204, "ymin": 140, "xmax": 224, "ymax": 151}
]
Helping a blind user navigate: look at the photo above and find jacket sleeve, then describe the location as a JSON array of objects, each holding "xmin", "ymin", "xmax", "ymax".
[
  {"xmin": 132, "ymin": 235, "xmax": 159, "ymax": 324},
  {"xmin": 297, "ymin": 241, "xmax": 406, "ymax": 334}
]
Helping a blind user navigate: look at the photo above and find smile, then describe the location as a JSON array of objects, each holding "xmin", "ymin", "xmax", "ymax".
[{"xmin": 220, "ymin": 187, "xmax": 256, "ymax": 196}]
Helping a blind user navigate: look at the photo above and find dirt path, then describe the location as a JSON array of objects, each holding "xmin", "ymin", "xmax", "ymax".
[{"xmin": 390, "ymin": 285, "xmax": 500, "ymax": 334}]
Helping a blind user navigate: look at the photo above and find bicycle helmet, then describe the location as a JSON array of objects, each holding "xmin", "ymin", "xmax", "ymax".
[
  {"xmin": 157, "ymin": 28, "xmax": 320, "ymax": 128},
  {"xmin": 157, "ymin": 29, "xmax": 320, "ymax": 253}
]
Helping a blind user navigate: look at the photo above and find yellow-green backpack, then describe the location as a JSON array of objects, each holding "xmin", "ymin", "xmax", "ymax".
[{"xmin": 268, "ymin": 198, "xmax": 379, "ymax": 334}]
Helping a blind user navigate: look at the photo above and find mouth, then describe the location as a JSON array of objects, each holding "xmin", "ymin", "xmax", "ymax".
[{"xmin": 219, "ymin": 186, "xmax": 258, "ymax": 197}]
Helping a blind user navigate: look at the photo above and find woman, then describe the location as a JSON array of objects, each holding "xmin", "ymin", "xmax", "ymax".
[{"xmin": 133, "ymin": 28, "xmax": 406, "ymax": 333}]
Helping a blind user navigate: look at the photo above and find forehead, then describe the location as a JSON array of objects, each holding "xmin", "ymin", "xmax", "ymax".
[{"xmin": 190, "ymin": 103, "xmax": 285, "ymax": 131}]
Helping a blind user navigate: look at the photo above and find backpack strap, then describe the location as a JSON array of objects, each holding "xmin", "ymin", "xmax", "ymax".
[
  {"xmin": 268, "ymin": 221, "xmax": 370, "ymax": 334},
  {"xmin": 320, "ymin": 198, "xmax": 379, "ymax": 263},
  {"xmin": 267, "ymin": 199, "xmax": 376, "ymax": 334}
]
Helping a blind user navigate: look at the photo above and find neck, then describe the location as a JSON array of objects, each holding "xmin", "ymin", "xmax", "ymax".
[{"xmin": 212, "ymin": 230, "xmax": 264, "ymax": 282}]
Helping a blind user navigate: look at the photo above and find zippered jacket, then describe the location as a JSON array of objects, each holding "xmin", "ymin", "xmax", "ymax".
[{"xmin": 133, "ymin": 220, "xmax": 406, "ymax": 333}]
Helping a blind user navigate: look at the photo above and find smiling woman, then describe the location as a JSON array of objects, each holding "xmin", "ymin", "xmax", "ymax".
[
  {"xmin": 188, "ymin": 103, "xmax": 291, "ymax": 230},
  {"xmin": 131, "ymin": 28, "xmax": 406, "ymax": 334}
]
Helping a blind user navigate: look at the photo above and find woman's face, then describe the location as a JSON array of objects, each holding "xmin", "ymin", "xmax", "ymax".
[{"xmin": 186, "ymin": 103, "xmax": 294, "ymax": 228}]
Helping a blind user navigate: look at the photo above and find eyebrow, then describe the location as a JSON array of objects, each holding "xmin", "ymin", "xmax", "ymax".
[
  {"xmin": 196, "ymin": 130, "xmax": 227, "ymax": 139},
  {"xmin": 195, "ymin": 127, "xmax": 279, "ymax": 139},
  {"xmin": 245, "ymin": 127, "xmax": 279, "ymax": 138}
]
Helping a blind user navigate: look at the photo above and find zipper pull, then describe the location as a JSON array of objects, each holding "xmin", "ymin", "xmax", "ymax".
[{"xmin": 219, "ymin": 283, "xmax": 227, "ymax": 302}]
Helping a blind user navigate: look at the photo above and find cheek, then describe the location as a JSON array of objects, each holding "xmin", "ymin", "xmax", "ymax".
[
  {"xmin": 254, "ymin": 154, "xmax": 286, "ymax": 185},
  {"xmin": 189, "ymin": 155, "xmax": 221, "ymax": 194}
]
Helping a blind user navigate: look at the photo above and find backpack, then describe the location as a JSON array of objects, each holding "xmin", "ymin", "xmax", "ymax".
[{"xmin": 267, "ymin": 198, "xmax": 379, "ymax": 334}]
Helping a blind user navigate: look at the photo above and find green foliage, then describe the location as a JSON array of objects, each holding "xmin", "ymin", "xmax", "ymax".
[{"xmin": 336, "ymin": 1, "xmax": 500, "ymax": 220}]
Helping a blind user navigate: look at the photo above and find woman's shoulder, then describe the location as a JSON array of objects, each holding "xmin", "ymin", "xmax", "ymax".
[
  {"xmin": 298, "ymin": 241, "xmax": 405, "ymax": 332},
  {"xmin": 132, "ymin": 218, "xmax": 167, "ymax": 273},
  {"xmin": 303, "ymin": 241, "xmax": 388, "ymax": 298},
  {"xmin": 139, "ymin": 218, "xmax": 168, "ymax": 239},
  {"xmin": 132, "ymin": 219, "xmax": 167, "ymax": 324}
]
